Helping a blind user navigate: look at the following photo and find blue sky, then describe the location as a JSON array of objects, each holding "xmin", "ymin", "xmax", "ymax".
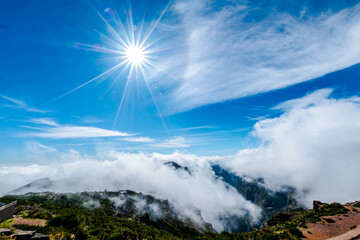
[{"xmin": 1, "ymin": 0, "xmax": 360, "ymax": 163}]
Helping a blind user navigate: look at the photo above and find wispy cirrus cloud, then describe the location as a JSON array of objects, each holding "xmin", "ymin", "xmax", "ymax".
[
  {"xmin": 1, "ymin": 95, "xmax": 49, "ymax": 113},
  {"xmin": 21, "ymin": 118, "xmax": 155, "ymax": 142},
  {"xmin": 24, "ymin": 125, "xmax": 132, "ymax": 139},
  {"xmin": 151, "ymin": 136, "xmax": 190, "ymax": 148},
  {"xmin": 27, "ymin": 118, "xmax": 59, "ymax": 127},
  {"xmin": 25, "ymin": 141, "xmax": 56, "ymax": 153},
  {"xmin": 169, "ymin": 126, "xmax": 215, "ymax": 132},
  {"xmin": 73, "ymin": 115, "xmax": 103, "ymax": 124},
  {"xmin": 166, "ymin": 1, "xmax": 360, "ymax": 112},
  {"xmin": 123, "ymin": 137, "xmax": 155, "ymax": 143}
]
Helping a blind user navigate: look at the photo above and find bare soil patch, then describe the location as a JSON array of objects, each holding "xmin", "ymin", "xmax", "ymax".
[
  {"xmin": 13, "ymin": 217, "xmax": 46, "ymax": 227},
  {"xmin": 302, "ymin": 207, "xmax": 360, "ymax": 240}
]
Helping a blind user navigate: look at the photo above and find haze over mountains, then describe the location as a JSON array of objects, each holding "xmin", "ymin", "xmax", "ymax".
[
  {"xmin": 7, "ymin": 162, "xmax": 297, "ymax": 233},
  {"xmin": 2, "ymin": 89, "xmax": 360, "ymax": 232}
]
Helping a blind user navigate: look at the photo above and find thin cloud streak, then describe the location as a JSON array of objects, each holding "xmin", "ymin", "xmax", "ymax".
[
  {"xmin": 1, "ymin": 95, "xmax": 50, "ymax": 113},
  {"xmin": 23, "ymin": 125, "xmax": 132, "ymax": 139},
  {"xmin": 27, "ymin": 118, "xmax": 59, "ymax": 127},
  {"xmin": 151, "ymin": 136, "xmax": 190, "ymax": 148},
  {"xmin": 123, "ymin": 137, "xmax": 155, "ymax": 143},
  {"xmin": 20, "ymin": 119, "xmax": 155, "ymax": 143}
]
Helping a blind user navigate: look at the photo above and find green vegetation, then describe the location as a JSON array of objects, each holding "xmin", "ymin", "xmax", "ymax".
[
  {"xmin": 318, "ymin": 203, "xmax": 349, "ymax": 216},
  {"xmin": 0, "ymin": 193, "xmax": 185, "ymax": 240},
  {"xmin": 0, "ymin": 219, "xmax": 13, "ymax": 229},
  {"xmin": 324, "ymin": 218, "xmax": 335, "ymax": 223},
  {"xmin": 0, "ymin": 192, "xmax": 353, "ymax": 240},
  {"xmin": 0, "ymin": 237, "xmax": 14, "ymax": 240}
]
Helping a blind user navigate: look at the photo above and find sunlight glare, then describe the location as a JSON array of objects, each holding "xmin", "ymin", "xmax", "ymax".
[
  {"xmin": 45, "ymin": 2, "xmax": 172, "ymax": 131},
  {"xmin": 125, "ymin": 46, "xmax": 146, "ymax": 65}
]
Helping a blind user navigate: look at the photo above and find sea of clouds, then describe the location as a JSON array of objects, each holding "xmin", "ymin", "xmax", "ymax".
[
  {"xmin": 1, "ymin": 89, "xmax": 360, "ymax": 231},
  {"xmin": 0, "ymin": 151, "xmax": 259, "ymax": 231}
]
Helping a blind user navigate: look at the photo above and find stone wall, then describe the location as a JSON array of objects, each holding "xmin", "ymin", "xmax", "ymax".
[{"xmin": 0, "ymin": 201, "xmax": 16, "ymax": 222}]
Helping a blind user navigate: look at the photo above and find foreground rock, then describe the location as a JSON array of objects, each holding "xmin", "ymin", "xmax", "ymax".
[{"xmin": 0, "ymin": 228, "xmax": 49, "ymax": 239}]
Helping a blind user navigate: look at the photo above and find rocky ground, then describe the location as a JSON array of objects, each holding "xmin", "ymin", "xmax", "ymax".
[{"xmin": 301, "ymin": 201, "xmax": 360, "ymax": 240}]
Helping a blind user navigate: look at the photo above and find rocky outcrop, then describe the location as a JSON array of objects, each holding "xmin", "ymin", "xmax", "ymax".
[
  {"xmin": 313, "ymin": 200, "xmax": 323, "ymax": 213},
  {"xmin": 164, "ymin": 161, "xmax": 191, "ymax": 174},
  {"xmin": 0, "ymin": 228, "xmax": 49, "ymax": 240},
  {"xmin": 0, "ymin": 201, "xmax": 16, "ymax": 223},
  {"xmin": 0, "ymin": 228, "xmax": 13, "ymax": 236}
]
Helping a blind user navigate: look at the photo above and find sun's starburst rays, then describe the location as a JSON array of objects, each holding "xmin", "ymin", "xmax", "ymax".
[
  {"xmin": 41, "ymin": 60, "xmax": 127, "ymax": 107},
  {"xmin": 95, "ymin": 9, "xmax": 129, "ymax": 49},
  {"xmin": 101, "ymin": 61, "xmax": 132, "ymax": 97},
  {"xmin": 75, "ymin": 42, "xmax": 122, "ymax": 54},
  {"xmin": 138, "ymin": 64, "xmax": 169, "ymax": 133},
  {"xmin": 139, "ymin": 1, "xmax": 172, "ymax": 49},
  {"xmin": 113, "ymin": 64, "xmax": 134, "ymax": 129},
  {"xmin": 42, "ymin": 2, "xmax": 172, "ymax": 132}
]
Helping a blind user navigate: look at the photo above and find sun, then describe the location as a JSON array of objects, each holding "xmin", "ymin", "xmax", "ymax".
[
  {"xmin": 46, "ymin": 2, "xmax": 172, "ymax": 130},
  {"xmin": 125, "ymin": 45, "xmax": 146, "ymax": 65}
]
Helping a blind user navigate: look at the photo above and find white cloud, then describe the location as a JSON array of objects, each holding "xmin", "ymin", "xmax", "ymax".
[
  {"xmin": 25, "ymin": 141, "xmax": 56, "ymax": 153},
  {"xmin": 20, "ymin": 119, "xmax": 187, "ymax": 144},
  {"xmin": 151, "ymin": 136, "xmax": 190, "ymax": 148},
  {"xmin": 273, "ymin": 88, "xmax": 334, "ymax": 111},
  {"xmin": 27, "ymin": 118, "xmax": 59, "ymax": 127},
  {"xmin": 1, "ymin": 95, "xmax": 49, "ymax": 113},
  {"xmin": 21, "ymin": 121, "xmax": 158, "ymax": 142},
  {"xmin": 222, "ymin": 89, "xmax": 360, "ymax": 207},
  {"xmin": 73, "ymin": 115, "xmax": 103, "ymax": 124},
  {"xmin": 123, "ymin": 137, "xmax": 155, "ymax": 143},
  {"xmin": 166, "ymin": 1, "xmax": 360, "ymax": 112},
  {"xmin": 24, "ymin": 125, "xmax": 132, "ymax": 139},
  {"xmin": 0, "ymin": 151, "xmax": 260, "ymax": 231},
  {"xmin": 20, "ymin": 118, "xmax": 156, "ymax": 142}
]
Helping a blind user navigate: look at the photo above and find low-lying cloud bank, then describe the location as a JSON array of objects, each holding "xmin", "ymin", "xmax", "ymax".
[
  {"xmin": 223, "ymin": 89, "xmax": 360, "ymax": 207},
  {"xmin": 0, "ymin": 151, "xmax": 259, "ymax": 231}
]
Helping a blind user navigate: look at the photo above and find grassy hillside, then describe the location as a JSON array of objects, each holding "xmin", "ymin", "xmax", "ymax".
[{"xmin": 0, "ymin": 192, "xmax": 357, "ymax": 240}]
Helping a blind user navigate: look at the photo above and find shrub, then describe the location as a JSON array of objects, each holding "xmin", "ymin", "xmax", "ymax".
[
  {"xmin": 109, "ymin": 233, "xmax": 122, "ymax": 240},
  {"xmin": 48, "ymin": 214, "xmax": 79, "ymax": 229},
  {"xmin": 324, "ymin": 218, "xmax": 335, "ymax": 223}
]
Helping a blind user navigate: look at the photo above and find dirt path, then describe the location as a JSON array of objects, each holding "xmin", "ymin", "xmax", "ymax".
[
  {"xmin": 302, "ymin": 208, "xmax": 360, "ymax": 240},
  {"xmin": 327, "ymin": 227, "xmax": 360, "ymax": 240}
]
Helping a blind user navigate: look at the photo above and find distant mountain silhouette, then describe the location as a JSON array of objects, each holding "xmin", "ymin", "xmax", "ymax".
[
  {"xmin": 11, "ymin": 178, "xmax": 54, "ymax": 195},
  {"xmin": 164, "ymin": 161, "xmax": 191, "ymax": 174}
]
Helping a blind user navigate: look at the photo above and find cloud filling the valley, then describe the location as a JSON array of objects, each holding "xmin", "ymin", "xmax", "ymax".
[
  {"xmin": 0, "ymin": 151, "xmax": 260, "ymax": 232},
  {"xmin": 222, "ymin": 89, "xmax": 360, "ymax": 207}
]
